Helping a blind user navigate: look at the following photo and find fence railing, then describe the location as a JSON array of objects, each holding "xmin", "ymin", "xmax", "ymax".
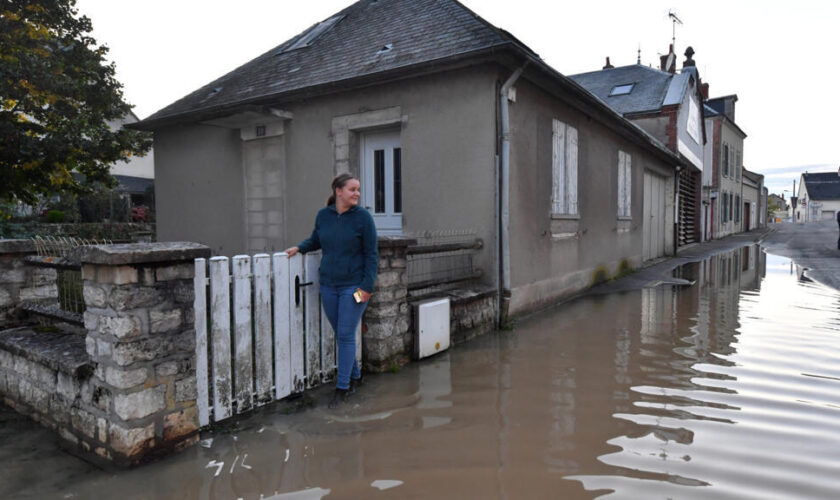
[{"xmin": 406, "ymin": 230, "xmax": 483, "ymax": 297}]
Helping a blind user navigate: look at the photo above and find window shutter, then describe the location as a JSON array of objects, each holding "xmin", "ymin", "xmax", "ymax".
[
  {"xmin": 566, "ymin": 126, "xmax": 578, "ymax": 214},
  {"xmin": 617, "ymin": 152, "xmax": 625, "ymax": 217},
  {"xmin": 624, "ymin": 153, "xmax": 632, "ymax": 217},
  {"xmin": 729, "ymin": 149, "xmax": 735, "ymax": 179},
  {"xmin": 552, "ymin": 119, "xmax": 566, "ymax": 214}
]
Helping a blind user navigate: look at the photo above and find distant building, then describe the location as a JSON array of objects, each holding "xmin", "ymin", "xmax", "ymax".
[
  {"xmin": 794, "ymin": 171, "xmax": 840, "ymax": 222},
  {"xmin": 570, "ymin": 44, "xmax": 705, "ymax": 247},
  {"xmin": 702, "ymin": 95, "xmax": 747, "ymax": 239}
]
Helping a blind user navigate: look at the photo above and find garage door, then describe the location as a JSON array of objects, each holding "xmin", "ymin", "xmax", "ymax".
[{"xmin": 643, "ymin": 172, "xmax": 667, "ymax": 261}]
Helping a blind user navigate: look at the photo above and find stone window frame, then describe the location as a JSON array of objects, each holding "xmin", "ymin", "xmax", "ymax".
[{"xmin": 331, "ymin": 106, "xmax": 406, "ymax": 179}]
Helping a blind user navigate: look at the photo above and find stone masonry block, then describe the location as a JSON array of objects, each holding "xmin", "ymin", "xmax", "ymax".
[
  {"xmin": 98, "ymin": 418, "xmax": 108, "ymax": 443},
  {"xmin": 83, "ymin": 284, "xmax": 108, "ymax": 308},
  {"xmin": 82, "ymin": 265, "xmax": 96, "ymax": 280},
  {"xmin": 375, "ymin": 271, "xmax": 401, "ymax": 288},
  {"xmin": 163, "ymin": 406, "xmax": 198, "ymax": 442},
  {"xmin": 155, "ymin": 264, "xmax": 194, "ymax": 282},
  {"xmin": 172, "ymin": 282, "xmax": 194, "ymax": 304},
  {"xmin": 109, "ymin": 422, "xmax": 154, "ymax": 457},
  {"xmin": 97, "ymin": 266, "xmax": 138, "ymax": 285},
  {"xmin": 0, "ymin": 288, "xmax": 12, "ymax": 307},
  {"xmin": 70, "ymin": 408, "xmax": 97, "ymax": 439},
  {"xmin": 155, "ymin": 361, "xmax": 179, "ymax": 377},
  {"xmin": 140, "ymin": 267, "xmax": 155, "ymax": 286},
  {"xmin": 20, "ymin": 284, "xmax": 58, "ymax": 301},
  {"xmin": 31, "ymin": 268, "xmax": 57, "ymax": 285},
  {"xmin": 59, "ymin": 427, "xmax": 79, "ymax": 445},
  {"xmin": 85, "ymin": 335, "xmax": 97, "ymax": 357},
  {"xmin": 56, "ymin": 372, "xmax": 79, "ymax": 401},
  {"xmin": 365, "ymin": 302, "xmax": 399, "ymax": 319},
  {"xmin": 0, "ymin": 268, "xmax": 26, "ymax": 283},
  {"xmin": 175, "ymin": 377, "xmax": 196, "ymax": 403},
  {"xmin": 105, "ymin": 365, "xmax": 148, "ymax": 390},
  {"xmin": 99, "ymin": 315, "xmax": 143, "ymax": 340},
  {"xmin": 96, "ymin": 338, "xmax": 113, "ymax": 358},
  {"xmin": 390, "ymin": 257, "xmax": 407, "ymax": 269},
  {"xmin": 150, "ymin": 309, "xmax": 182, "ymax": 333},
  {"xmin": 114, "ymin": 386, "xmax": 166, "ymax": 420},
  {"xmin": 109, "ymin": 287, "xmax": 165, "ymax": 311}
]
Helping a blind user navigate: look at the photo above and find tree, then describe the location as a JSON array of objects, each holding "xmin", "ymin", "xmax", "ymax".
[{"xmin": 0, "ymin": 0, "xmax": 151, "ymax": 204}]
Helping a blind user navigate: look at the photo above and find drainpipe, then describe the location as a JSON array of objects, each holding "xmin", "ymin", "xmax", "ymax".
[
  {"xmin": 674, "ymin": 165, "xmax": 681, "ymax": 255},
  {"xmin": 499, "ymin": 64, "xmax": 526, "ymax": 325}
]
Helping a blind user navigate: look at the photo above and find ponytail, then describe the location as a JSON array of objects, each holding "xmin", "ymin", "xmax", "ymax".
[{"xmin": 327, "ymin": 173, "xmax": 357, "ymax": 206}]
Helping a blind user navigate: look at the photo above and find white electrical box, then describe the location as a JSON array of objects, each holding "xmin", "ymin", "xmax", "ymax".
[{"xmin": 413, "ymin": 297, "xmax": 451, "ymax": 360}]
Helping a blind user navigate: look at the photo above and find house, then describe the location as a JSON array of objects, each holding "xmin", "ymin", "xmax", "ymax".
[
  {"xmin": 569, "ymin": 44, "xmax": 706, "ymax": 248},
  {"xmin": 794, "ymin": 171, "xmax": 840, "ymax": 222},
  {"xmin": 700, "ymin": 94, "xmax": 747, "ymax": 239},
  {"xmin": 741, "ymin": 168, "xmax": 766, "ymax": 232},
  {"xmin": 132, "ymin": 0, "xmax": 682, "ymax": 318},
  {"xmin": 108, "ymin": 111, "xmax": 155, "ymax": 209}
]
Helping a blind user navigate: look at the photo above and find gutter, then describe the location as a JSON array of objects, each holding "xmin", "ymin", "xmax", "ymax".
[{"xmin": 498, "ymin": 63, "xmax": 527, "ymax": 325}]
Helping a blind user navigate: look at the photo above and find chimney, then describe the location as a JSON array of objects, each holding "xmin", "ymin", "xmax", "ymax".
[
  {"xmin": 603, "ymin": 57, "xmax": 614, "ymax": 69},
  {"xmin": 683, "ymin": 46, "xmax": 696, "ymax": 67},
  {"xmin": 700, "ymin": 83, "xmax": 709, "ymax": 99},
  {"xmin": 660, "ymin": 44, "xmax": 676, "ymax": 74}
]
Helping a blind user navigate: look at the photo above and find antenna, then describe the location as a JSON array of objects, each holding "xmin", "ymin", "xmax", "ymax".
[
  {"xmin": 668, "ymin": 10, "xmax": 683, "ymax": 47},
  {"xmin": 637, "ymin": 43, "xmax": 641, "ymax": 64}
]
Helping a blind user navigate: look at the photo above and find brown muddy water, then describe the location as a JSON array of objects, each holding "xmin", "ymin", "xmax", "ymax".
[{"xmin": 2, "ymin": 246, "xmax": 840, "ymax": 499}]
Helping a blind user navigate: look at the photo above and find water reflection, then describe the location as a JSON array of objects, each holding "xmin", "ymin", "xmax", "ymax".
[{"xmin": 3, "ymin": 247, "xmax": 840, "ymax": 499}]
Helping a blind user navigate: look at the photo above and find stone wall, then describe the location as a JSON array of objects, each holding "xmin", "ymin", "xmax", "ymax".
[
  {"xmin": 362, "ymin": 236, "xmax": 415, "ymax": 372},
  {"xmin": 0, "ymin": 240, "xmax": 58, "ymax": 326},
  {"xmin": 0, "ymin": 241, "xmax": 209, "ymax": 467}
]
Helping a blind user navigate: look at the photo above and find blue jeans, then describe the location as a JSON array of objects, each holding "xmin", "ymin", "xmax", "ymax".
[{"xmin": 320, "ymin": 284, "xmax": 366, "ymax": 390}]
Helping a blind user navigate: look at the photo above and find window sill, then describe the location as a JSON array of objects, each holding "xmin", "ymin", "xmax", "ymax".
[
  {"xmin": 617, "ymin": 216, "xmax": 632, "ymax": 221},
  {"xmin": 551, "ymin": 213, "xmax": 580, "ymax": 220}
]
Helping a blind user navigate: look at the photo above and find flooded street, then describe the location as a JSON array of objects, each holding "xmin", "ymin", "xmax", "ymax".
[{"xmin": 3, "ymin": 246, "xmax": 840, "ymax": 499}]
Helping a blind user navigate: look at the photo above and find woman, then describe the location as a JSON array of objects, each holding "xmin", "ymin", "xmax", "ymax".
[{"xmin": 285, "ymin": 173, "xmax": 378, "ymax": 408}]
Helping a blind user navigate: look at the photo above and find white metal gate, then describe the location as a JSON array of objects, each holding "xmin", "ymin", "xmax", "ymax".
[
  {"xmin": 643, "ymin": 171, "xmax": 667, "ymax": 261},
  {"xmin": 193, "ymin": 251, "xmax": 343, "ymax": 426}
]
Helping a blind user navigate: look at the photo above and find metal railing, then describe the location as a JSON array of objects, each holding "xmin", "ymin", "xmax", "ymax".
[{"xmin": 406, "ymin": 230, "xmax": 483, "ymax": 297}]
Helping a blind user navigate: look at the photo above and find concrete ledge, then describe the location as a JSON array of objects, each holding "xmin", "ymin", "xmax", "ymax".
[
  {"xmin": 0, "ymin": 239, "xmax": 36, "ymax": 254},
  {"xmin": 377, "ymin": 235, "xmax": 417, "ymax": 248},
  {"xmin": 74, "ymin": 242, "xmax": 211, "ymax": 266},
  {"xmin": 0, "ymin": 326, "xmax": 92, "ymax": 377}
]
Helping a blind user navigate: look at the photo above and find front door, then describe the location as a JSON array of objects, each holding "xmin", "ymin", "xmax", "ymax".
[{"xmin": 361, "ymin": 129, "xmax": 402, "ymax": 234}]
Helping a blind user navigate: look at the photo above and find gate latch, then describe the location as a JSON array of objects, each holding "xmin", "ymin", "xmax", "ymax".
[{"xmin": 295, "ymin": 276, "xmax": 313, "ymax": 306}]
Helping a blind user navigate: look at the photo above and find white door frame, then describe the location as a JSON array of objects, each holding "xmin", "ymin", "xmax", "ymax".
[{"xmin": 360, "ymin": 129, "xmax": 402, "ymax": 235}]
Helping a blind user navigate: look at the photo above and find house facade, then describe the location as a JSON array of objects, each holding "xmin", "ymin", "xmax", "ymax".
[
  {"xmin": 134, "ymin": 0, "xmax": 680, "ymax": 319},
  {"xmin": 794, "ymin": 171, "xmax": 840, "ymax": 222},
  {"xmin": 569, "ymin": 45, "xmax": 705, "ymax": 248}
]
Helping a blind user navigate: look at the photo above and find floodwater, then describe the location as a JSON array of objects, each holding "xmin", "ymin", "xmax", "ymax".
[{"xmin": 3, "ymin": 246, "xmax": 840, "ymax": 499}]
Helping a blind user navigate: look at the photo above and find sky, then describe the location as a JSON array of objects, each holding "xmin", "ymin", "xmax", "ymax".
[{"xmin": 75, "ymin": 0, "xmax": 839, "ymax": 196}]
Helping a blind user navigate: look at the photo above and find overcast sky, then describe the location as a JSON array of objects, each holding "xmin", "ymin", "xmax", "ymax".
[{"xmin": 76, "ymin": 0, "xmax": 839, "ymax": 195}]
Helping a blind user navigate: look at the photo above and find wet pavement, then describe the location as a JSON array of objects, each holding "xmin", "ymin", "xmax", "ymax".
[{"xmin": 2, "ymin": 226, "xmax": 840, "ymax": 499}]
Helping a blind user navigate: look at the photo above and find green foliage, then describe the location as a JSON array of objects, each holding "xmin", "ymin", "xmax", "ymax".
[
  {"xmin": 0, "ymin": 0, "xmax": 152, "ymax": 204},
  {"xmin": 45, "ymin": 209, "xmax": 64, "ymax": 222}
]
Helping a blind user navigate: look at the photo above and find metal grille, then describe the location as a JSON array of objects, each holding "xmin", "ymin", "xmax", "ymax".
[
  {"xmin": 29, "ymin": 236, "xmax": 111, "ymax": 318},
  {"xmin": 406, "ymin": 230, "xmax": 483, "ymax": 296}
]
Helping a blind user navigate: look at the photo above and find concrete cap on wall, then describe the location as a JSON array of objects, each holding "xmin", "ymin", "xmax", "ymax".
[
  {"xmin": 74, "ymin": 242, "xmax": 211, "ymax": 265},
  {"xmin": 0, "ymin": 239, "xmax": 37, "ymax": 254}
]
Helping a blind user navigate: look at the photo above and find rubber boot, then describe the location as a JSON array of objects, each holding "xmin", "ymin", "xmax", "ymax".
[{"xmin": 328, "ymin": 388, "xmax": 349, "ymax": 409}]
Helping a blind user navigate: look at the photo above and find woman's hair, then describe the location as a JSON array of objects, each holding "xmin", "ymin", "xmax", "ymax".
[{"xmin": 326, "ymin": 173, "xmax": 358, "ymax": 206}]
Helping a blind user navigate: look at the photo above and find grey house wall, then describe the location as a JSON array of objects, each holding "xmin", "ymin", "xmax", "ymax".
[
  {"xmin": 155, "ymin": 125, "xmax": 245, "ymax": 256},
  {"xmin": 506, "ymin": 78, "xmax": 675, "ymax": 316},
  {"xmin": 153, "ymin": 66, "xmax": 499, "ymax": 283}
]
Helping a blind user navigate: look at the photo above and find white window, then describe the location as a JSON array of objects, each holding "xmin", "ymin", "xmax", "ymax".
[
  {"xmin": 552, "ymin": 119, "xmax": 578, "ymax": 215},
  {"xmin": 609, "ymin": 83, "xmax": 634, "ymax": 96},
  {"xmin": 687, "ymin": 98, "xmax": 700, "ymax": 143},
  {"xmin": 735, "ymin": 150, "xmax": 742, "ymax": 181},
  {"xmin": 617, "ymin": 150, "xmax": 632, "ymax": 217},
  {"xmin": 722, "ymin": 143, "xmax": 729, "ymax": 177}
]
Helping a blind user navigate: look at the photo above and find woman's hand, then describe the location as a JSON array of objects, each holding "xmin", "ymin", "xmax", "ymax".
[
  {"xmin": 357, "ymin": 289, "xmax": 372, "ymax": 303},
  {"xmin": 284, "ymin": 246, "xmax": 300, "ymax": 257}
]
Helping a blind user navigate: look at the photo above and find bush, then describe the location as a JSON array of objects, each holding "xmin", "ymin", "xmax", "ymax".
[{"xmin": 45, "ymin": 210, "xmax": 65, "ymax": 223}]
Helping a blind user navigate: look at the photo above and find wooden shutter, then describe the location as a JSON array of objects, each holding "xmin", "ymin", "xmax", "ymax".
[
  {"xmin": 617, "ymin": 152, "xmax": 626, "ymax": 217},
  {"xmin": 552, "ymin": 119, "xmax": 566, "ymax": 214},
  {"xmin": 566, "ymin": 126, "xmax": 578, "ymax": 214}
]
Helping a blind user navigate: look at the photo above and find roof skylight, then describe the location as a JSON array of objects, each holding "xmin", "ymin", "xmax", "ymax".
[
  {"xmin": 609, "ymin": 83, "xmax": 634, "ymax": 96},
  {"xmin": 282, "ymin": 14, "xmax": 344, "ymax": 53}
]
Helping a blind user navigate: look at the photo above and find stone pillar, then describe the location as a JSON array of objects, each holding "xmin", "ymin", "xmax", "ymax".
[
  {"xmin": 362, "ymin": 236, "xmax": 416, "ymax": 372},
  {"xmin": 77, "ymin": 242, "xmax": 210, "ymax": 466},
  {"xmin": 0, "ymin": 239, "xmax": 57, "ymax": 327}
]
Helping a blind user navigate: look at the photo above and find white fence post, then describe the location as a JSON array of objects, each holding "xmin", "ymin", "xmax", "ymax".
[
  {"xmin": 253, "ymin": 254, "xmax": 272, "ymax": 403},
  {"xmin": 232, "ymin": 255, "xmax": 253, "ymax": 414},
  {"xmin": 304, "ymin": 252, "xmax": 321, "ymax": 388},
  {"xmin": 194, "ymin": 258, "xmax": 210, "ymax": 427},
  {"xmin": 288, "ymin": 254, "xmax": 305, "ymax": 393},
  {"xmin": 272, "ymin": 253, "xmax": 292, "ymax": 400},
  {"xmin": 209, "ymin": 256, "xmax": 233, "ymax": 421}
]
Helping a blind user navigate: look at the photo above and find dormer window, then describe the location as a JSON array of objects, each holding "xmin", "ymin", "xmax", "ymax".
[
  {"xmin": 281, "ymin": 14, "xmax": 344, "ymax": 53},
  {"xmin": 609, "ymin": 83, "xmax": 634, "ymax": 96}
]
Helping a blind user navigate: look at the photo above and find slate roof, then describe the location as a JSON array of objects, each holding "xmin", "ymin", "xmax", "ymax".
[
  {"xmin": 567, "ymin": 65, "xmax": 679, "ymax": 115},
  {"xmin": 802, "ymin": 172, "xmax": 840, "ymax": 200},
  {"xmin": 113, "ymin": 175, "xmax": 154, "ymax": 195},
  {"xmin": 141, "ymin": 0, "xmax": 522, "ymax": 126}
]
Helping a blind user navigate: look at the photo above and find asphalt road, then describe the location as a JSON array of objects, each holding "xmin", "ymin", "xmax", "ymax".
[
  {"xmin": 761, "ymin": 219, "xmax": 840, "ymax": 291},
  {"xmin": 583, "ymin": 220, "xmax": 840, "ymax": 297}
]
